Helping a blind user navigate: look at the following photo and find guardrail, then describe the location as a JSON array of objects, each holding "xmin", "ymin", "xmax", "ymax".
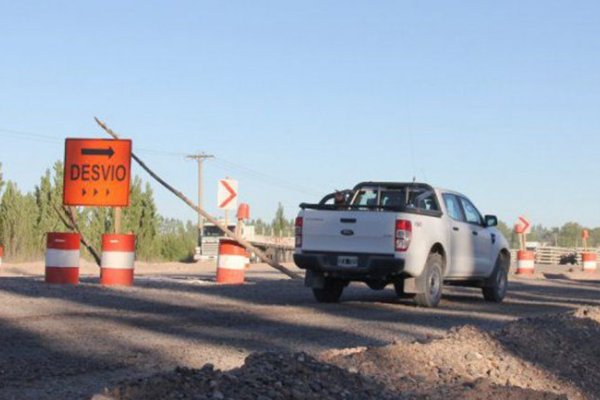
[{"xmin": 511, "ymin": 246, "xmax": 600, "ymax": 265}]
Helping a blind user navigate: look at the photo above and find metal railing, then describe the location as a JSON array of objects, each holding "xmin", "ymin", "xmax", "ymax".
[{"xmin": 511, "ymin": 246, "xmax": 600, "ymax": 265}]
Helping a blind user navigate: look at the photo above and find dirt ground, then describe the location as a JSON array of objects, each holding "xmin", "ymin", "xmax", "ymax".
[{"xmin": 0, "ymin": 259, "xmax": 599, "ymax": 399}]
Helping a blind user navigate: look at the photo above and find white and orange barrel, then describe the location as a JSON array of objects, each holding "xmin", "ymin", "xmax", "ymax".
[
  {"xmin": 0, "ymin": 245, "xmax": 3, "ymax": 266},
  {"xmin": 216, "ymin": 239, "xmax": 249, "ymax": 284},
  {"xmin": 582, "ymin": 252, "xmax": 597, "ymax": 273},
  {"xmin": 100, "ymin": 234, "xmax": 136, "ymax": 286},
  {"xmin": 237, "ymin": 203, "xmax": 250, "ymax": 220},
  {"xmin": 515, "ymin": 250, "xmax": 535, "ymax": 275},
  {"xmin": 45, "ymin": 232, "xmax": 80, "ymax": 284}
]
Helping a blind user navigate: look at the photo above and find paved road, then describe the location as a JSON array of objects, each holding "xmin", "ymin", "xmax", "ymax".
[{"xmin": 0, "ymin": 262, "xmax": 598, "ymax": 399}]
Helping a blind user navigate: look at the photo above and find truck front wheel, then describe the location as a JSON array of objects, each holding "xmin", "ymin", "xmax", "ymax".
[
  {"xmin": 482, "ymin": 253, "xmax": 509, "ymax": 302},
  {"xmin": 312, "ymin": 278, "xmax": 345, "ymax": 303},
  {"xmin": 414, "ymin": 253, "xmax": 444, "ymax": 308}
]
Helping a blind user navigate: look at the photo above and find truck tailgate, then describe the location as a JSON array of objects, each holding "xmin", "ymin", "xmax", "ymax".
[{"xmin": 302, "ymin": 210, "xmax": 395, "ymax": 254}]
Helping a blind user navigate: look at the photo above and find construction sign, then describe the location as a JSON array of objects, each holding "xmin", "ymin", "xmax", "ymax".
[
  {"xmin": 63, "ymin": 138, "xmax": 132, "ymax": 207},
  {"xmin": 218, "ymin": 178, "xmax": 238, "ymax": 210},
  {"xmin": 514, "ymin": 216, "xmax": 531, "ymax": 234}
]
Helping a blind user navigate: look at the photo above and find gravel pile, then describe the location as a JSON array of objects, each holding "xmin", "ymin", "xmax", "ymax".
[
  {"xmin": 99, "ymin": 307, "xmax": 600, "ymax": 400},
  {"xmin": 325, "ymin": 307, "xmax": 600, "ymax": 399},
  {"xmin": 99, "ymin": 352, "xmax": 397, "ymax": 400}
]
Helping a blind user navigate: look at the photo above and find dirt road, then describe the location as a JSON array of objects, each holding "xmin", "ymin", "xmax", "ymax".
[{"xmin": 0, "ymin": 260, "xmax": 598, "ymax": 399}]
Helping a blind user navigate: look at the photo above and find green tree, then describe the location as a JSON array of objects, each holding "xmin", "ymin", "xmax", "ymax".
[
  {"xmin": 157, "ymin": 217, "xmax": 196, "ymax": 261},
  {"xmin": 123, "ymin": 179, "xmax": 159, "ymax": 260},
  {"xmin": 0, "ymin": 162, "xmax": 4, "ymax": 194},
  {"xmin": 589, "ymin": 228, "xmax": 600, "ymax": 248},
  {"xmin": 79, "ymin": 206, "xmax": 112, "ymax": 258},
  {"xmin": 0, "ymin": 163, "xmax": 4, "ymax": 244},
  {"xmin": 0, "ymin": 182, "xmax": 39, "ymax": 260},
  {"xmin": 34, "ymin": 167, "xmax": 69, "ymax": 253},
  {"xmin": 496, "ymin": 220, "xmax": 519, "ymax": 248},
  {"xmin": 272, "ymin": 203, "xmax": 290, "ymax": 237},
  {"xmin": 251, "ymin": 218, "xmax": 271, "ymax": 236},
  {"xmin": 559, "ymin": 222, "xmax": 584, "ymax": 247},
  {"xmin": 529, "ymin": 224, "xmax": 554, "ymax": 244}
]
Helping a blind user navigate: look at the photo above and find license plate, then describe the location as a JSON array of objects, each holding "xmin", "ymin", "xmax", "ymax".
[{"xmin": 337, "ymin": 256, "xmax": 358, "ymax": 268}]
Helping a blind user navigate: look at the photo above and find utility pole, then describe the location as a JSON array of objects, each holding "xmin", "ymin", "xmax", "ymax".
[{"xmin": 186, "ymin": 153, "xmax": 214, "ymax": 246}]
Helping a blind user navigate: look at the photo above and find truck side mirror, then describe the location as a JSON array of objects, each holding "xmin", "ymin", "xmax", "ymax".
[{"xmin": 484, "ymin": 215, "xmax": 498, "ymax": 227}]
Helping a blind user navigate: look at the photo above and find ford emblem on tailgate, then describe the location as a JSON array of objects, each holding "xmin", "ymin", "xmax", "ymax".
[{"xmin": 340, "ymin": 229, "xmax": 354, "ymax": 236}]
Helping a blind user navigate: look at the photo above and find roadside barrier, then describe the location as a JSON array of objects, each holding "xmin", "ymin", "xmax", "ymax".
[
  {"xmin": 515, "ymin": 250, "xmax": 535, "ymax": 275},
  {"xmin": 45, "ymin": 232, "xmax": 80, "ymax": 284},
  {"xmin": 100, "ymin": 234, "xmax": 136, "ymax": 286},
  {"xmin": 582, "ymin": 252, "xmax": 597, "ymax": 273},
  {"xmin": 216, "ymin": 238, "xmax": 248, "ymax": 284}
]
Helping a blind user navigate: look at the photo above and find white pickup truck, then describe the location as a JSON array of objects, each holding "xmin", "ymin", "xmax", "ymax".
[{"xmin": 293, "ymin": 182, "xmax": 510, "ymax": 307}]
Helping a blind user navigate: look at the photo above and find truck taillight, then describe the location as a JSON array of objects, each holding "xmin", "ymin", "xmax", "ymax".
[
  {"xmin": 295, "ymin": 217, "xmax": 303, "ymax": 248},
  {"xmin": 395, "ymin": 219, "xmax": 412, "ymax": 252}
]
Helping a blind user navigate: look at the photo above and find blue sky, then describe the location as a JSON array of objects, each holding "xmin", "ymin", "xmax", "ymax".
[{"xmin": 1, "ymin": 1, "xmax": 599, "ymax": 227}]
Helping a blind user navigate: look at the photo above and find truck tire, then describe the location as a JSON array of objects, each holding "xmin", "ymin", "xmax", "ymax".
[
  {"xmin": 312, "ymin": 278, "xmax": 345, "ymax": 303},
  {"xmin": 482, "ymin": 253, "xmax": 509, "ymax": 302},
  {"xmin": 414, "ymin": 253, "xmax": 443, "ymax": 308}
]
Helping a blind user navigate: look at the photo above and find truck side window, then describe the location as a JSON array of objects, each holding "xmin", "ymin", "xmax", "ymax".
[
  {"xmin": 353, "ymin": 189, "xmax": 378, "ymax": 207},
  {"xmin": 414, "ymin": 190, "xmax": 439, "ymax": 211},
  {"xmin": 443, "ymin": 194, "xmax": 464, "ymax": 221},
  {"xmin": 459, "ymin": 197, "xmax": 483, "ymax": 225}
]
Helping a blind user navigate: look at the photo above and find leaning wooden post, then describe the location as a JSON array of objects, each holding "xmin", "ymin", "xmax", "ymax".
[
  {"xmin": 94, "ymin": 117, "xmax": 301, "ymax": 280},
  {"xmin": 51, "ymin": 203, "xmax": 102, "ymax": 266},
  {"xmin": 114, "ymin": 207, "xmax": 122, "ymax": 234}
]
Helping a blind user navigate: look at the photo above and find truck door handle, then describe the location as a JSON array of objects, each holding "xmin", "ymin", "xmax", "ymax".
[
  {"xmin": 472, "ymin": 231, "xmax": 478, "ymax": 236},
  {"xmin": 452, "ymin": 227, "xmax": 459, "ymax": 231},
  {"xmin": 340, "ymin": 218, "xmax": 356, "ymax": 223}
]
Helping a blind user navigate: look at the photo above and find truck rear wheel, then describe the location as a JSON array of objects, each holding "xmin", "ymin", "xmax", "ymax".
[
  {"xmin": 312, "ymin": 278, "xmax": 345, "ymax": 303},
  {"xmin": 414, "ymin": 253, "xmax": 443, "ymax": 308},
  {"xmin": 482, "ymin": 253, "xmax": 509, "ymax": 302}
]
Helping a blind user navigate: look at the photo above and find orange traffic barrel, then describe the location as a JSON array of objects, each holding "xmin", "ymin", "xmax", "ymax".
[
  {"xmin": 0, "ymin": 245, "xmax": 3, "ymax": 266},
  {"xmin": 45, "ymin": 232, "xmax": 80, "ymax": 284},
  {"xmin": 515, "ymin": 250, "xmax": 535, "ymax": 275},
  {"xmin": 237, "ymin": 203, "xmax": 250, "ymax": 220},
  {"xmin": 100, "ymin": 234, "xmax": 136, "ymax": 286},
  {"xmin": 582, "ymin": 252, "xmax": 597, "ymax": 273},
  {"xmin": 216, "ymin": 239, "xmax": 248, "ymax": 284}
]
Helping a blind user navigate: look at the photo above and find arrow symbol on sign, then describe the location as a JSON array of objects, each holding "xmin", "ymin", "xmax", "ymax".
[
  {"xmin": 81, "ymin": 147, "xmax": 114, "ymax": 158},
  {"xmin": 518, "ymin": 216, "xmax": 530, "ymax": 233},
  {"xmin": 93, "ymin": 189, "xmax": 98, "ymax": 196},
  {"xmin": 219, "ymin": 180, "xmax": 237, "ymax": 208},
  {"xmin": 82, "ymin": 188, "xmax": 87, "ymax": 196}
]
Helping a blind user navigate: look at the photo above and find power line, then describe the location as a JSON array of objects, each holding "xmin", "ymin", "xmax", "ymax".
[
  {"xmin": 212, "ymin": 157, "xmax": 321, "ymax": 197},
  {"xmin": 0, "ymin": 127, "xmax": 187, "ymax": 157},
  {"xmin": 0, "ymin": 128, "xmax": 62, "ymax": 143},
  {"xmin": 0, "ymin": 125, "xmax": 322, "ymax": 197}
]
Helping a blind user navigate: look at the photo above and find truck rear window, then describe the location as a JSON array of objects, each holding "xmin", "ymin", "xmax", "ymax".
[{"xmin": 352, "ymin": 186, "xmax": 439, "ymax": 212}]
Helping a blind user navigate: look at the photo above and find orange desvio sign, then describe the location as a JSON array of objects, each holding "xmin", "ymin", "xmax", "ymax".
[{"xmin": 63, "ymin": 138, "xmax": 132, "ymax": 207}]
